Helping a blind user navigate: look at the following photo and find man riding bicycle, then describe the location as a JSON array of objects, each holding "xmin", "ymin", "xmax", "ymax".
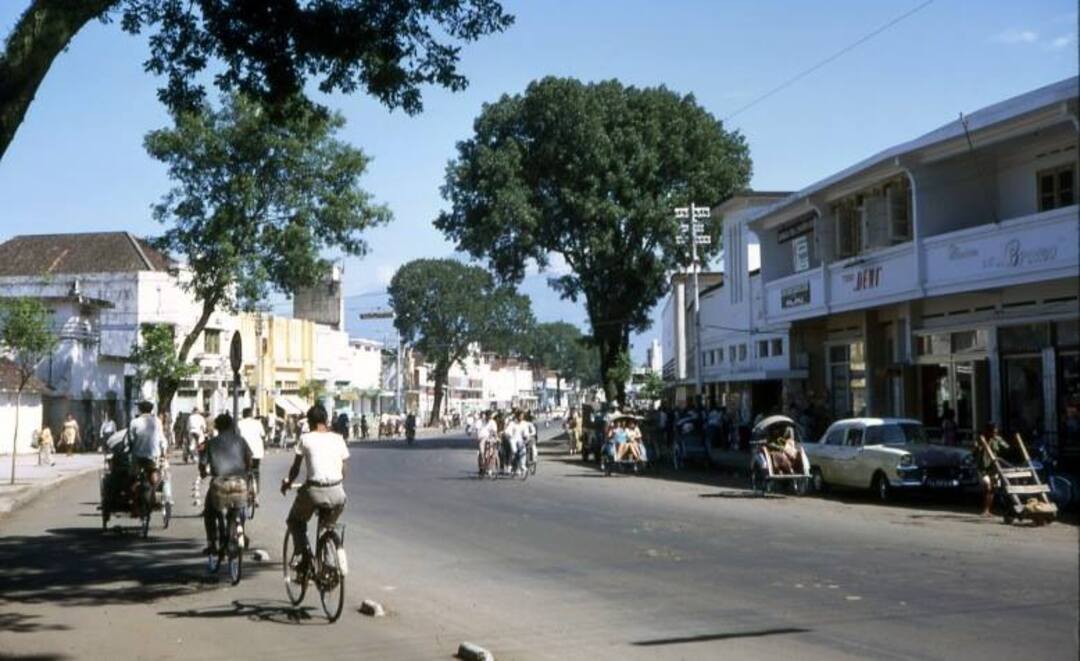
[
  {"xmin": 237, "ymin": 407, "xmax": 266, "ymax": 502},
  {"xmin": 281, "ymin": 404, "xmax": 349, "ymax": 558},
  {"xmin": 129, "ymin": 400, "xmax": 169, "ymax": 512},
  {"xmin": 200, "ymin": 413, "xmax": 252, "ymax": 555}
]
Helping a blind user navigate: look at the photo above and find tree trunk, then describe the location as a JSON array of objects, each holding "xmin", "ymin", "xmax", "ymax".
[
  {"xmin": 10, "ymin": 388, "xmax": 22, "ymax": 485},
  {"xmin": 595, "ymin": 328, "xmax": 627, "ymax": 408},
  {"xmin": 428, "ymin": 360, "xmax": 450, "ymax": 427},
  {"xmin": 0, "ymin": 0, "xmax": 119, "ymax": 162},
  {"xmin": 160, "ymin": 296, "xmax": 218, "ymax": 416}
]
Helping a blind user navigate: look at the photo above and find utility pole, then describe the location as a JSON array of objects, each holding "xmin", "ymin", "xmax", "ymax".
[{"xmin": 675, "ymin": 203, "xmax": 712, "ymax": 405}]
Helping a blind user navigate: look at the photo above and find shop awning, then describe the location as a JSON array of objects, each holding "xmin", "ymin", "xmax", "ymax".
[{"xmin": 274, "ymin": 396, "xmax": 304, "ymax": 416}]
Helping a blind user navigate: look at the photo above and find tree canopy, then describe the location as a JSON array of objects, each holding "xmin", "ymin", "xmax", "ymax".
[
  {"xmin": 388, "ymin": 259, "xmax": 533, "ymax": 424},
  {"xmin": 436, "ymin": 77, "xmax": 752, "ymax": 403},
  {"xmin": 0, "ymin": 0, "xmax": 514, "ymax": 160},
  {"xmin": 528, "ymin": 321, "xmax": 597, "ymax": 402},
  {"xmin": 128, "ymin": 323, "xmax": 198, "ymax": 407},
  {"xmin": 145, "ymin": 92, "xmax": 390, "ymax": 409}
]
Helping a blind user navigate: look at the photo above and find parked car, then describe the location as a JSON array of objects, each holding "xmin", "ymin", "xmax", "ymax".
[{"xmin": 804, "ymin": 418, "xmax": 978, "ymax": 501}]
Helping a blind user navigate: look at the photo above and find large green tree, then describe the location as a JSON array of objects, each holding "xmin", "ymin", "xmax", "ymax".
[
  {"xmin": 388, "ymin": 259, "xmax": 533, "ymax": 426},
  {"xmin": 528, "ymin": 321, "xmax": 594, "ymax": 406},
  {"xmin": 0, "ymin": 0, "xmax": 513, "ymax": 161},
  {"xmin": 0, "ymin": 297, "xmax": 57, "ymax": 484},
  {"xmin": 437, "ymin": 77, "xmax": 752, "ymax": 404},
  {"xmin": 145, "ymin": 92, "xmax": 390, "ymax": 411}
]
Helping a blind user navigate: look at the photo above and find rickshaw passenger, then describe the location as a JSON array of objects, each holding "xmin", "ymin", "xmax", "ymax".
[
  {"xmin": 765, "ymin": 427, "xmax": 795, "ymax": 474},
  {"xmin": 609, "ymin": 421, "xmax": 630, "ymax": 460},
  {"xmin": 624, "ymin": 419, "xmax": 645, "ymax": 462}
]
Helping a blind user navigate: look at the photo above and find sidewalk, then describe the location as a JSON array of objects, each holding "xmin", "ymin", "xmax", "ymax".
[{"xmin": 0, "ymin": 453, "xmax": 103, "ymax": 517}]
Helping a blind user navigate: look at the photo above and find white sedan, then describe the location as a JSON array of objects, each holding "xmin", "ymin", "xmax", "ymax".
[{"xmin": 804, "ymin": 418, "xmax": 978, "ymax": 501}]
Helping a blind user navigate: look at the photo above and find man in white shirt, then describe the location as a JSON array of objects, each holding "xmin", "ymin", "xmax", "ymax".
[
  {"xmin": 281, "ymin": 404, "xmax": 349, "ymax": 555},
  {"xmin": 504, "ymin": 410, "xmax": 527, "ymax": 474},
  {"xmin": 99, "ymin": 414, "xmax": 117, "ymax": 451},
  {"xmin": 238, "ymin": 407, "xmax": 266, "ymax": 498},
  {"xmin": 474, "ymin": 410, "xmax": 497, "ymax": 472}
]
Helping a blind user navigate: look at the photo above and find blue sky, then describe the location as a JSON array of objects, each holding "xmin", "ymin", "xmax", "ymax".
[{"xmin": 0, "ymin": 0, "xmax": 1076, "ymax": 357}]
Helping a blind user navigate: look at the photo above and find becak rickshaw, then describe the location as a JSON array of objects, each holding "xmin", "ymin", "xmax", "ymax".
[
  {"xmin": 99, "ymin": 429, "xmax": 172, "ymax": 537},
  {"xmin": 749, "ymin": 415, "xmax": 811, "ymax": 496},
  {"xmin": 600, "ymin": 413, "xmax": 649, "ymax": 476}
]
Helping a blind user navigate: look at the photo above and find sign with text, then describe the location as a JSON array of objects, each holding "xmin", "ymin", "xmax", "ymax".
[{"xmin": 781, "ymin": 282, "xmax": 811, "ymax": 308}]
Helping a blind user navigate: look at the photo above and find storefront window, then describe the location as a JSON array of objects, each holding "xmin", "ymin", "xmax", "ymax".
[
  {"xmin": 1004, "ymin": 357, "xmax": 1044, "ymax": 441},
  {"xmin": 917, "ymin": 333, "xmax": 951, "ymax": 357},
  {"xmin": 952, "ymin": 329, "xmax": 987, "ymax": 353},
  {"xmin": 1055, "ymin": 320, "xmax": 1079, "ymax": 348},
  {"xmin": 999, "ymin": 323, "xmax": 1050, "ymax": 353},
  {"xmin": 828, "ymin": 341, "xmax": 866, "ymax": 419},
  {"xmin": 1058, "ymin": 352, "xmax": 1080, "ymax": 459}
]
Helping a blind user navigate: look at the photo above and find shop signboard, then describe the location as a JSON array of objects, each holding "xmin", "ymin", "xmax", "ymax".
[{"xmin": 781, "ymin": 281, "xmax": 811, "ymax": 308}]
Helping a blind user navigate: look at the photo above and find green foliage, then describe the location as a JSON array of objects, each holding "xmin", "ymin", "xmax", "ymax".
[
  {"xmin": 118, "ymin": 0, "xmax": 514, "ymax": 115},
  {"xmin": 436, "ymin": 77, "xmax": 752, "ymax": 402},
  {"xmin": 0, "ymin": 297, "xmax": 56, "ymax": 390},
  {"xmin": 388, "ymin": 259, "xmax": 533, "ymax": 423},
  {"xmin": 128, "ymin": 324, "xmax": 197, "ymax": 402},
  {"xmin": 638, "ymin": 371, "xmax": 665, "ymax": 403},
  {"xmin": 529, "ymin": 321, "xmax": 595, "ymax": 385},
  {"xmin": 146, "ymin": 93, "xmax": 390, "ymax": 314},
  {"xmin": 298, "ymin": 380, "xmax": 327, "ymax": 402},
  {"xmin": 1, "ymin": 1, "xmax": 513, "ymax": 162}
]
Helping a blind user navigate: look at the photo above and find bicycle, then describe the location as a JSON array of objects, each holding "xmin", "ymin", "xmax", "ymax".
[
  {"xmin": 282, "ymin": 504, "xmax": 347, "ymax": 622},
  {"xmin": 207, "ymin": 494, "xmax": 247, "ymax": 586},
  {"xmin": 246, "ymin": 470, "xmax": 259, "ymax": 521}
]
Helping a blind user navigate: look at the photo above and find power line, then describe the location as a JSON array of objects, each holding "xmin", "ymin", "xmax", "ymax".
[{"xmin": 723, "ymin": 0, "xmax": 936, "ymax": 123}]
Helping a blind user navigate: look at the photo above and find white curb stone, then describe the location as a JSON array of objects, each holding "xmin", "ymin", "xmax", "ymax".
[
  {"xmin": 457, "ymin": 642, "xmax": 494, "ymax": 661},
  {"xmin": 359, "ymin": 600, "xmax": 386, "ymax": 617}
]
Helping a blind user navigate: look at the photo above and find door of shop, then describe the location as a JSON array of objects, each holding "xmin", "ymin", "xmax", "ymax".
[{"xmin": 918, "ymin": 358, "xmax": 990, "ymax": 445}]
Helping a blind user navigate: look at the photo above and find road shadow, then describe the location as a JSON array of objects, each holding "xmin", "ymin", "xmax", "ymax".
[
  {"xmin": 0, "ymin": 612, "xmax": 70, "ymax": 634},
  {"xmin": 351, "ymin": 437, "xmax": 476, "ymax": 451},
  {"xmin": 159, "ymin": 599, "xmax": 320, "ymax": 625},
  {"xmin": 0, "ymin": 521, "xmax": 270, "ymax": 608},
  {"xmin": 632, "ymin": 627, "xmax": 810, "ymax": 647}
]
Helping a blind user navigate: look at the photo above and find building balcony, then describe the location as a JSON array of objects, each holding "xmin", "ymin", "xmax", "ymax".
[
  {"xmin": 826, "ymin": 241, "xmax": 918, "ymax": 313},
  {"xmin": 922, "ymin": 205, "xmax": 1078, "ymax": 297}
]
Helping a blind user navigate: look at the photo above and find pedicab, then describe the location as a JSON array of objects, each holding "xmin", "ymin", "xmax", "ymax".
[
  {"xmin": 599, "ymin": 413, "xmax": 650, "ymax": 476},
  {"xmin": 99, "ymin": 429, "xmax": 172, "ymax": 537},
  {"xmin": 749, "ymin": 415, "xmax": 811, "ymax": 496}
]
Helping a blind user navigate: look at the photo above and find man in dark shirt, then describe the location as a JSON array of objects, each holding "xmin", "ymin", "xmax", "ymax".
[{"xmin": 200, "ymin": 413, "xmax": 252, "ymax": 554}]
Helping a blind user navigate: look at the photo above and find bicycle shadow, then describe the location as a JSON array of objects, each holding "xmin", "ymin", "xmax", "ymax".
[{"xmin": 159, "ymin": 599, "xmax": 319, "ymax": 625}]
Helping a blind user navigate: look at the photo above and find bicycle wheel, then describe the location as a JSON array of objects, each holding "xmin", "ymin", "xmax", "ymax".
[
  {"xmin": 227, "ymin": 510, "xmax": 243, "ymax": 585},
  {"xmin": 317, "ymin": 532, "xmax": 345, "ymax": 622},
  {"xmin": 282, "ymin": 529, "xmax": 308, "ymax": 605}
]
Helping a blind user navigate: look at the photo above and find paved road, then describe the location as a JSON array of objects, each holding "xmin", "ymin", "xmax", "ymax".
[{"xmin": 1, "ymin": 430, "xmax": 1077, "ymax": 660}]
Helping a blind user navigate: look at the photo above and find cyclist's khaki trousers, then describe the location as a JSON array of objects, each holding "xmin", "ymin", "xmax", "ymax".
[{"xmin": 288, "ymin": 484, "xmax": 346, "ymax": 550}]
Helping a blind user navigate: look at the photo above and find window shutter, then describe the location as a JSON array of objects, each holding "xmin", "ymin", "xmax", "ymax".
[{"xmin": 887, "ymin": 183, "xmax": 911, "ymax": 242}]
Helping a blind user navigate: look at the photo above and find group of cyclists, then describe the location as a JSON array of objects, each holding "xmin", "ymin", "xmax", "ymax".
[
  {"xmin": 102, "ymin": 400, "xmax": 350, "ymax": 587},
  {"xmin": 473, "ymin": 408, "xmax": 539, "ymax": 477}
]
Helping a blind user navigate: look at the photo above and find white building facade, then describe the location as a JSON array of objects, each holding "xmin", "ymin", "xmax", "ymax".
[{"xmin": 746, "ymin": 77, "xmax": 1079, "ymax": 459}]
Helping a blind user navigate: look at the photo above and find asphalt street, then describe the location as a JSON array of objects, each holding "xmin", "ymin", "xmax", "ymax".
[{"xmin": 1, "ymin": 429, "xmax": 1077, "ymax": 660}]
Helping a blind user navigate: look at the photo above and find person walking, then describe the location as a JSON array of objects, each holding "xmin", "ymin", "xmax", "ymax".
[
  {"xmin": 360, "ymin": 414, "xmax": 369, "ymax": 440},
  {"xmin": 37, "ymin": 426, "xmax": 55, "ymax": 466},
  {"xmin": 60, "ymin": 414, "xmax": 81, "ymax": 456}
]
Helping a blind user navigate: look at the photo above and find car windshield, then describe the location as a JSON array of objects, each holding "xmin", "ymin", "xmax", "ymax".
[{"xmin": 870, "ymin": 423, "xmax": 927, "ymax": 446}]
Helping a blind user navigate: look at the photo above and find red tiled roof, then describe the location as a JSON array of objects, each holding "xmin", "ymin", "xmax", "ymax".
[{"xmin": 0, "ymin": 232, "xmax": 173, "ymax": 277}]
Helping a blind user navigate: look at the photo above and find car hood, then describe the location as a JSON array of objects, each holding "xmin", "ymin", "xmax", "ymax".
[{"xmin": 885, "ymin": 444, "xmax": 972, "ymax": 466}]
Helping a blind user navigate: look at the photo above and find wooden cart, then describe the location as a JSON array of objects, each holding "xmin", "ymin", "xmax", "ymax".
[{"xmin": 978, "ymin": 433, "xmax": 1056, "ymax": 526}]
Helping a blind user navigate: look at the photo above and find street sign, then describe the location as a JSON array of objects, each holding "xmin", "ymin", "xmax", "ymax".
[
  {"xmin": 674, "ymin": 207, "xmax": 690, "ymax": 219},
  {"xmin": 693, "ymin": 207, "xmax": 711, "ymax": 219},
  {"xmin": 695, "ymin": 235, "xmax": 712, "ymax": 245},
  {"xmin": 359, "ymin": 311, "xmax": 394, "ymax": 320},
  {"xmin": 229, "ymin": 331, "xmax": 243, "ymax": 374}
]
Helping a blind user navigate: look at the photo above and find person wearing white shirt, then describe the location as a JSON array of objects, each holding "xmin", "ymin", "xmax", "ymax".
[
  {"xmin": 504, "ymin": 411, "xmax": 528, "ymax": 474},
  {"xmin": 281, "ymin": 404, "xmax": 349, "ymax": 555},
  {"xmin": 99, "ymin": 414, "xmax": 117, "ymax": 451},
  {"xmin": 475, "ymin": 411, "xmax": 498, "ymax": 472},
  {"xmin": 238, "ymin": 407, "xmax": 266, "ymax": 498}
]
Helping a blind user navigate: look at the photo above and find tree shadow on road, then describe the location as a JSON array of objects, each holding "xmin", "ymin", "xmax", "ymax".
[
  {"xmin": 159, "ymin": 599, "xmax": 319, "ymax": 625},
  {"xmin": 0, "ymin": 612, "xmax": 70, "ymax": 634},
  {"xmin": 0, "ymin": 524, "xmax": 269, "ymax": 609}
]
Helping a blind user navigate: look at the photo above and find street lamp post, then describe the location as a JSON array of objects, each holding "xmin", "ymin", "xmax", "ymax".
[{"xmin": 675, "ymin": 203, "xmax": 712, "ymax": 405}]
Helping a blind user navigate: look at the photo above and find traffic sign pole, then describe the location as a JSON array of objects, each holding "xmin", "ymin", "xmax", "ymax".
[{"xmin": 675, "ymin": 203, "xmax": 711, "ymax": 405}]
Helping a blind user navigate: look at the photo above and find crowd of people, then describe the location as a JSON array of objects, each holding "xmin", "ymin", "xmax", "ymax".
[{"xmin": 472, "ymin": 408, "xmax": 538, "ymax": 476}]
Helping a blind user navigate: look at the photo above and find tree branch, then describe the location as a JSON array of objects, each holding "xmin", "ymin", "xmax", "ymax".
[{"xmin": 0, "ymin": 0, "xmax": 119, "ymax": 160}]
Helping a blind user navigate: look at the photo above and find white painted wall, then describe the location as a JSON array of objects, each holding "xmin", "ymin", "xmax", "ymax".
[{"xmin": 0, "ymin": 392, "xmax": 43, "ymax": 454}]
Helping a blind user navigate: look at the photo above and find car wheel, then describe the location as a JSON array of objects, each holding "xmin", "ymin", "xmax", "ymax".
[
  {"xmin": 872, "ymin": 472, "xmax": 891, "ymax": 502},
  {"xmin": 810, "ymin": 467, "xmax": 826, "ymax": 494}
]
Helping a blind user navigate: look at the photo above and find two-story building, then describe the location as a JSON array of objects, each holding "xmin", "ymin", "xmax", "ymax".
[
  {"xmin": 0, "ymin": 232, "xmax": 237, "ymax": 434},
  {"xmin": 747, "ymin": 77, "xmax": 1078, "ymax": 460}
]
